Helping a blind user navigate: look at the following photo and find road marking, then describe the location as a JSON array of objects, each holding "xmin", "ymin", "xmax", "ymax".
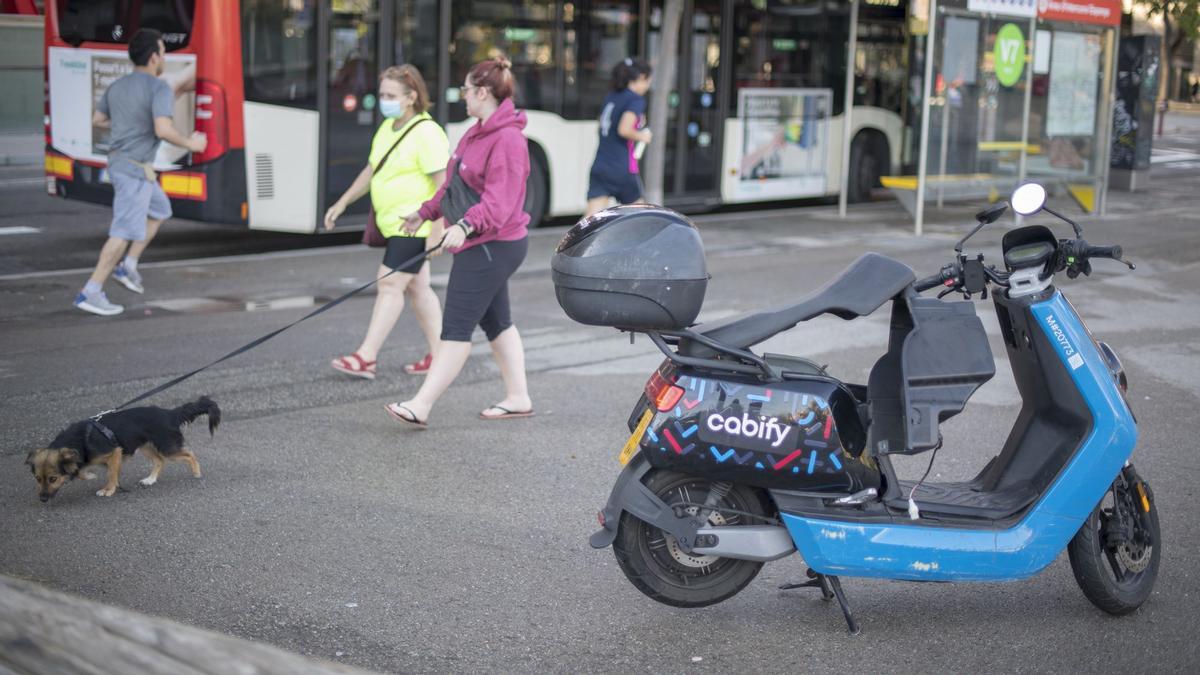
[{"xmin": 0, "ymin": 226, "xmax": 41, "ymax": 235}]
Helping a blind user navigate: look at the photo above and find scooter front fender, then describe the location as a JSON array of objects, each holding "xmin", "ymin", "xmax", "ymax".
[{"xmin": 589, "ymin": 454, "xmax": 702, "ymax": 549}]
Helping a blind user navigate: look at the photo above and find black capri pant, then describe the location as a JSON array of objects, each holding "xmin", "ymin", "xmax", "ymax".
[{"xmin": 441, "ymin": 237, "xmax": 529, "ymax": 342}]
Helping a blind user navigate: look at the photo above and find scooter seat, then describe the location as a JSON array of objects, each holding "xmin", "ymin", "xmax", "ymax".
[{"xmin": 679, "ymin": 253, "xmax": 915, "ymax": 358}]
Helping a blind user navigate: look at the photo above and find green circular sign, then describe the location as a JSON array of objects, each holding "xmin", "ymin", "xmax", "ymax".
[{"xmin": 994, "ymin": 23, "xmax": 1026, "ymax": 87}]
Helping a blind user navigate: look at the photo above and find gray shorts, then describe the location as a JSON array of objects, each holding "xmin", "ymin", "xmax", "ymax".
[{"xmin": 109, "ymin": 170, "xmax": 172, "ymax": 241}]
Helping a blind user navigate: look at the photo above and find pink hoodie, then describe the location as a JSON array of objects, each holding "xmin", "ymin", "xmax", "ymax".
[{"xmin": 418, "ymin": 98, "xmax": 530, "ymax": 253}]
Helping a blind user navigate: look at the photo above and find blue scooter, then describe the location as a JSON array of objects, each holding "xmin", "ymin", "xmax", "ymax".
[{"xmin": 564, "ymin": 185, "xmax": 1159, "ymax": 634}]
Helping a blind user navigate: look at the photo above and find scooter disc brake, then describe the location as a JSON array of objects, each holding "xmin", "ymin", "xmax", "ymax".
[
  {"xmin": 665, "ymin": 508, "xmax": 727, "ymax": 569},
  {"xmin": 1116, "ymin": 540, "xmax": 1152, "ymax": 573}
]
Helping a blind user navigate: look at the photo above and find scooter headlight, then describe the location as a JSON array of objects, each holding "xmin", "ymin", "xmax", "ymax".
[
  {"xmin": 1097, "ymin": 341, "xmax": 1128, "ymax": 393},
  {"xmin": 1098, "ymin": 341, "xmax": 1134, "ymax": 420}
]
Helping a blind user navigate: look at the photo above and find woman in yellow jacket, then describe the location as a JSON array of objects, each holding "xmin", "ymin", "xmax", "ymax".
[{"xmin": 324, "ymin": 65, "xmax": 448, "ymax": 379}]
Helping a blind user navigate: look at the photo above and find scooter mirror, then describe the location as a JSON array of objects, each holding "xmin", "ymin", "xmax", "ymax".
[{"xmin": 1011, "ymin": 183, "xmax": 1047, "ymax": 216}]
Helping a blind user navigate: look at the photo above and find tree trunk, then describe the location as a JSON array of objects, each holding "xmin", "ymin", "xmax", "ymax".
[{"xmin": 644, "ymin": 0, "xmax": 684, "ymax": 206}]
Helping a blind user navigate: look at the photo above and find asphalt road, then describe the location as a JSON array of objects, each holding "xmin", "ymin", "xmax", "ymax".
[{"xmin": 1, "ymin": 120, "xmax": 1198, "ymax": 673}]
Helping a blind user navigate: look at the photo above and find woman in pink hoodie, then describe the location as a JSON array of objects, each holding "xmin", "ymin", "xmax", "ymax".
[{"xmin": 385, "ymin": 58, "xmax": 533, "ymax": 428}]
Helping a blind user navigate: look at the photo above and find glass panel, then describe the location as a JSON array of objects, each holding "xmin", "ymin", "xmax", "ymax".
[
  {"xmin": 646, "ymin": 0, "xmax": 721, "ymax": 197},
  {"xmin": 56, "ymin": 0, "xmax": 195, "ymax": 49},
  {"xmin": 731, "ymin": 0, "xmax": 849, "ymax": 115},
  {"xmin": 682, "ymin": 1, "xmax": 721, "ymax": 193},
  {"xmin": 562, "ymin": 1, "xmax": 641, "ymax": 121},
  {"xmin": 448, "ymin": 1, "xmax": 560, "ymax": 121},
  {"xmin": 1027, "ymin": 25, "xmax": 1107, "ymax": 183},
  {"xmin": 324, "ymin": 0, "xmax": 379, "ymax": 216},
  {"xmin": 393, "ymin": 0, "xmax": 440, "ymax": 107},
  {"xmin": 241, "ymin": 0, "xmax": 319, "ymax": 109},
  {"xmin": 853, "ymin": 17, "xmax": 906, "ymax": 114}
]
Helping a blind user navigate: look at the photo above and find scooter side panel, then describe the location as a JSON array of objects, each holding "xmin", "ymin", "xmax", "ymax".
[
  {"xmin": 781, "ymin": 291, "xmax": 1137, "ymax": 582},
  {"xmin": 642, "ymin": 370, "xmax": 881, "ymax": 494}
]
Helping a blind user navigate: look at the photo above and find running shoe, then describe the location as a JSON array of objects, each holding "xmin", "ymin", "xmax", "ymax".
[
  {"xmin": 73, "ymin": 289, "xmax": 124, "ymax": 316},
  {"xmin": 113, "ymin": 262, "xmax": 144, "ymax": 294}
]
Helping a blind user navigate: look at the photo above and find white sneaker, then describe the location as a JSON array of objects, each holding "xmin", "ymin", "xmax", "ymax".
[
  {"xmin": 74, "ymin": 289, "xmax": 124, "ymax": 316},
  {"xmin": 113, "ymin": 262, "xmax": 144, "ymax": 294}
]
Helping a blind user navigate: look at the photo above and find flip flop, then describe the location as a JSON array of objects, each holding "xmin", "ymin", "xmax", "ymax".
[
  {"xmin": 385, "ymin": 403, "xmax": 428, "ymax": 429},
  {"xmin": 479, "ymin": 404, "xmax": 535, "ymax": 420}
]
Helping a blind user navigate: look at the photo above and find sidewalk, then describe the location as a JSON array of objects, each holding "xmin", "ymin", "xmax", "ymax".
[{"xmin": 0, "ymin": 131, "xmax": 40, "ymax": 166}]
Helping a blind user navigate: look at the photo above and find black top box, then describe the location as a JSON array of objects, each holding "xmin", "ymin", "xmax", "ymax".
[{"xmin": 552, "ymin": 205, "xmax": 708, "ymax": 330}]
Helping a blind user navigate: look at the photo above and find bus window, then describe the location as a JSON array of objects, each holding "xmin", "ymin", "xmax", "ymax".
[
  {"xmin": 393, "ymin": 0, "xmax": 441, "ymax": 109},
  {"xmin": 731, "ymin": 0, "xmax": 849, "ymax": 115},
  {"xmin": 448, "ymin": 0, "xmax": 560, "ymax": 120},
  {"xmin": 241, "ymin": 0, "xmax": 318, "ymax": 109},
  {"xmin": 562, "ymin": 2, "xmax": 640, "ymax": 121},
  {"xmin": 55, "ymin": 0, "xmax": 195, "ymax": 49}
]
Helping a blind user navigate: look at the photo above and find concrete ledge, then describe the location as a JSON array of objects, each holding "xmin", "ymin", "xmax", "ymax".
[{"xmin": 0, "ymin": 575, "xmax": 376, "ymax": 674}]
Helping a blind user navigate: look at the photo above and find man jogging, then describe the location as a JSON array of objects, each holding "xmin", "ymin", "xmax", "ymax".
[{"xmin": 75, "ymin": 28, "xmax": 206, "ymax": 316}]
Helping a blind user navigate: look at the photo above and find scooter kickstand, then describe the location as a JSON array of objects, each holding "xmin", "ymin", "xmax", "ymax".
[
  {"xmin": 825, "ymin": 575, "xmax": 860, "ymax": 636},
  {"xmin": 780, "ymin": 570, "xmax": 860, "ymax": 634},
  {"xmin": 779, "ymin": 568, "xmax": 834, "ymax": 601}
]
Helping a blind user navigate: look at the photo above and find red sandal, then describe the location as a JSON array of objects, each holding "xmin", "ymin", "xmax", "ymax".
[
  {"xmin": 403, "ymin": 353, "xmax": 433, "ymax": 375},
  {"xmin": 331, "ymin": 352, "xmax": 377, "ymax": 380}
]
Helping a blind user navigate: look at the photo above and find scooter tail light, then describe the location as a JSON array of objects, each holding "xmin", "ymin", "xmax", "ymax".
[{"xmin": 645, "ymin": 368, "xmax": 683, "ymax": 412}]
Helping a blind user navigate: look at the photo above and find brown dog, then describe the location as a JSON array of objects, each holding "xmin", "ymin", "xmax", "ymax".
[{"xmin": 27, "ymin": 397, "xmax": 220, "ymax": 501}]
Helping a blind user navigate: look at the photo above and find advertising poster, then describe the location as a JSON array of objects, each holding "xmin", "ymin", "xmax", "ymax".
[
  {"xmin": 1047, "ymin": 32, "xmax": 1101, "ymax": 136},
  {"xmin": 735, "ymin": 88, "xmax": 831, "ymax": 200},
  {"xmin": 48, "ymin": 46, "xmax": 197, "ymax": 169}
]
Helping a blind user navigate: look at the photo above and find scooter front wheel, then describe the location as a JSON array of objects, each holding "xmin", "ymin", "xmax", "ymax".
[
  {"xmin": 1067, "ymin": 467, "xmax": 1161, "ymax": 615},
  {"xmin": 612, "ymin": 469, "xmax": 771, "ymax": 608}
]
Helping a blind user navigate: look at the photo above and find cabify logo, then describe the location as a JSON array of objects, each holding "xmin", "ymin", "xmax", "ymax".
[{"xmin": 706, "ymin": 412, "xmax": 790, "ymax": 448}]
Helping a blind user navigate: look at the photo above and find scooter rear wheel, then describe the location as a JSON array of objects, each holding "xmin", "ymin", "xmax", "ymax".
[
  {"xmin": 612, "ymin": 469, "xmax": 771, "ymax": 608},
  {"xmin": 1067, "ymin": 468, "xmax": 1160, "ymax": 615}
]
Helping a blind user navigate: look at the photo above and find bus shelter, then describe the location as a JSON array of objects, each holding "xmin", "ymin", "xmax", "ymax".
[{"xmin": 882, "ymin": 0, "xmax": 1122, "ymax": 234}]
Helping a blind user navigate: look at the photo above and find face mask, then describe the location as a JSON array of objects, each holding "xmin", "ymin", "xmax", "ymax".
[{"xmin": 379, "ymin": 99, "xmax": 403, "ymax": 118}]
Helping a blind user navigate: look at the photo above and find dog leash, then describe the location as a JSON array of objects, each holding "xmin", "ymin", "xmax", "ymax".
[{"xmin": 93, "ymin": 240, "xmax": 445, "ymax": 418}]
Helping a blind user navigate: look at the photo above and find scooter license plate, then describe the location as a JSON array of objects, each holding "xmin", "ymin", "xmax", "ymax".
[{"xmin": 619, "ymin": 409, "xmax": 654, "ymax": 466}]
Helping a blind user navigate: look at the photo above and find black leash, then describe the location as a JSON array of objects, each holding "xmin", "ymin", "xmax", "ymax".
[{"xmin": 92, "ymin": 241, "xmax": 443, "ymax": 418}]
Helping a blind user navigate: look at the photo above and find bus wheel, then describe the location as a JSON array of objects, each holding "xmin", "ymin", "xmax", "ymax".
[
  {"xmin": 848, "ymin": 133, "xmax": 883, "ymax": 203},
  {"xmin": 524, "ymin": 150, "xmax": 549, "ymax": 226}
]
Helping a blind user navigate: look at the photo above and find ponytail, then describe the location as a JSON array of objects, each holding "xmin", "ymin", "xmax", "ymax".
[{"xmin": 611, "ymin": 57, "xmax": 652, "ymax": 91}]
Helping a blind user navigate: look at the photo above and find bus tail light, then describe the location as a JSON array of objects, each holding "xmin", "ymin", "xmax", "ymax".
[
  {"xmin": 45, "ymin": 153, "xmax": 72, "ymax": 180},
  {"xmin": 193, "ymin": 79, "xmax": 228, "ymax": 164},
  {"xmin": 159, "ymin": 172, "xmax": 208, "ymax": 201}
]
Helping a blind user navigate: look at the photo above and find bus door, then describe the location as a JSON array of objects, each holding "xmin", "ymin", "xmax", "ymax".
[
  {"xmin": 321, "ymin": 1, "xmax": 382, "ymax": 230},
  {"xmin": 654, "ymin": 0, "xmax": 726, "ymax": 206},
  {"xmin": 243, "ymin": 0, "xmax": 381, "ymax": 233}
]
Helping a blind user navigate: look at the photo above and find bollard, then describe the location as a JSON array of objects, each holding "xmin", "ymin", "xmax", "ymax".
[{"xmin": 1157, "ymin": 100, "xmax": 1168, "ymax": 136}]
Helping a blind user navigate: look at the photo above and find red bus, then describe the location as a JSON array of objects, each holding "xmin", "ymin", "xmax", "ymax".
[{"xmin": 45, "ymin": 1, "xmax": 907, "ymax": 234}]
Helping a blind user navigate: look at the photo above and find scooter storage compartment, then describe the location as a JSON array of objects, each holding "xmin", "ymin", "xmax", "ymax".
[
  {"xmin": 552, "ymin": 205, "xmax": 707, "ymax": 330},
  {"xmin": 639, "ymin": 367, "xmax": 880, "ymax": 494},
  {"xmin": 900, "ymin": 298, "xmax": 995, "ymax": 453}
]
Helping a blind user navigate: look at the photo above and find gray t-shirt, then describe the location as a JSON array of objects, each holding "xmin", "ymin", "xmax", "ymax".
[{"xmin": 97, "ymin": 71, "xmax": 174, "ymax": 178}]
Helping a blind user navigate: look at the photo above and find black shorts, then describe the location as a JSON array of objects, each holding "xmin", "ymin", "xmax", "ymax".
[
  {"xmin": 587, "ymin": 167, "xmax": 643, "ymax": 205},
  {"xmin": 382, "ymin": 236, "xmax": 427, "ymax": 274},
  {"xmin": 441, "ymin": 237, "xmax": 529, "ymax": 342}
]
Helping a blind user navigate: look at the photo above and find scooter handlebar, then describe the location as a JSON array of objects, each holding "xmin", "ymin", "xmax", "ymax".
[
  {"xmin": 1084, "ymin": 244, "xmax": 1122, "ymax": 261},
  {"xmin": 914, "ymin": 263, "xmax": 961, "ymax": 293}
]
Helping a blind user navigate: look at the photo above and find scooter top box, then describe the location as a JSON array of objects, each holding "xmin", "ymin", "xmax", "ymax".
[
  {"xmin": 552, "ymin": 205, "xmax": 708, "ymax": 331},
  {"xmin": 639, "ymin": 363, "xmax": 880, "ymax": 495}
]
